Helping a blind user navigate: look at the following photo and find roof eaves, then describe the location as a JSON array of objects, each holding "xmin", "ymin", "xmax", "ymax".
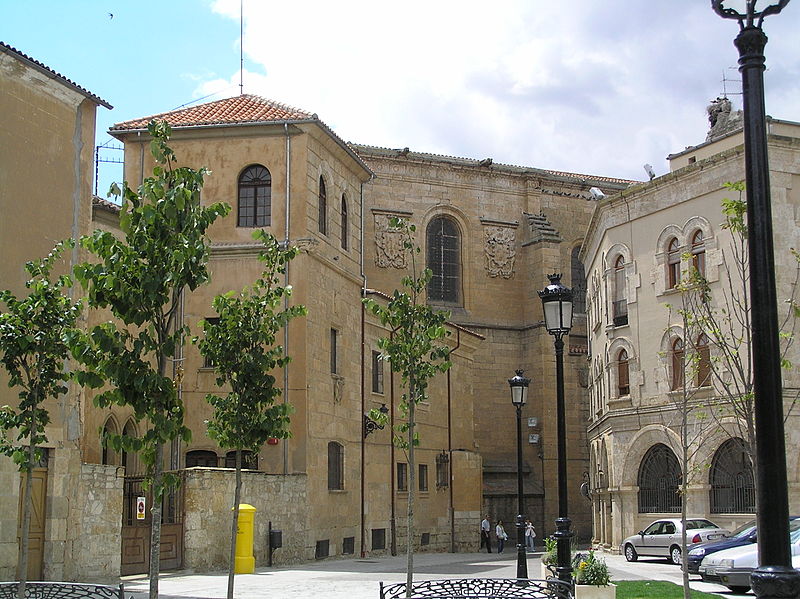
[{"xmin": 1, "ymin": 41, "xmax": 112, "ymax": 109}]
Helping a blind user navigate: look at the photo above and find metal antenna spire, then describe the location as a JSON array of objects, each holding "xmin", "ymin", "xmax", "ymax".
[{"xmin": 239, "ymin": 0, "xmax": 244, "ymax": 95}]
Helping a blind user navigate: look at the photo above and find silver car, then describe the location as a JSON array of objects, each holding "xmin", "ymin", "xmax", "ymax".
[{"xmin": 621, "ymin": 518, "xmax": 730, "ymax": 565}]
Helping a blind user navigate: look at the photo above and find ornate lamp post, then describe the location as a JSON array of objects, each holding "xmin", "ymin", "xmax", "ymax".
[
  {"xmin": 508, "ymin": 369, "xmax": 531, "ymax": 580},
  {"xmin": 538, "ymin": 274, "xmax": 574, "ymax": 590},
  {"xmin": 712, "ymin": 3, "xmax": 800, "ymax": 598}
]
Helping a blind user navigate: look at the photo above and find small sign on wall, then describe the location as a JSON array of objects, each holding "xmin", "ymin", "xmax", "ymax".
[
  {"xmin": 136, "ymin": 496, "xmax": 146, "ymax": 520},
  {"xmin": 528, "ymin": 433, "xmax": 540, "ymax": 444},
  {"xmin": 527, "ymin": 417, "xmax": 538, "ymax": 428}
]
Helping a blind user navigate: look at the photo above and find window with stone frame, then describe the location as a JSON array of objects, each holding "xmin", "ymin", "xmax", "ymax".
[
  {"xmin": 667, "ymin": 237, "xmax": 681, "ymax": 289},
  {"xmin": 637, "ymin": 443, "xmax": 681, "ymax": 513},
  {"xmin": 691, "ymin": 230, "xmax": 706, "ymax": 278},
  {"xmin": 435, "ymin": 451, "xmax": 450, "ymax": 489},
  {"xmin": 330, "ymin": 328, "xmax": 338, "ymax": 374},
  {"xmin": 327, "ymin": 441, "xmax": 344, "ymax": 490},
  {"xmin": 237, "ymin": 165, "xmax": 271, "ymax": 227},
  {"xmin": 341, "ymin": 195, "xmax": 348, "ymax": 250},
  {"xmin": 612, "ymin": 255, "xmax": 627, "ymax": 326},
  {"xmin": 419, "ymin": 463, "xmax": 429, "ymax": 492},
  {"xmin": 671, "ymin": 337, "xmax": 685, "ymax": 391},
  {"xmin": 186, "ymin": 450, "xmax": 218, "ymax": 467},
  {"xmin": 426, "ymin": 216, "xmax": 461, "ymax": 304},
  {"xmin": 371, "ymin": 350, "xmax": 384, "ymax": 394},
  {"xmin": 696, "ymin": 333, "xmax": 711, "ymax": 387},
  {"xmin": 617, "ymin": 348, "xmax": 630, "ymax": 396},
  {"xmin": 710, "ymin": 438, "xmax": 755, "ymax": 513},
  {"xmin": 202, "ymin": 317, "xmax": 220, "ymax": 368},
  {"xmin": 318, "ymin": 176, "xmax": 328, "ymax": 235},
  {"xmin": 397, "ymin": 462, "xmax": 408, "ymax": 491}
]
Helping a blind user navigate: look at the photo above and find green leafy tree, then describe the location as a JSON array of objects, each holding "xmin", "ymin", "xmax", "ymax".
[
  {"xmin": 362, "ymin": 217, "xmax": 451, "ymax": 597},
  {"xmin": 0, "ymin": 241, "xmax": 81, "ymax": 598},
  {"xmin": 71, "ymin": 121, "xmax": 229, "ymax": 599},
  {"xmin": 196, "ymin": 230, "xmax": 306, "ymax": 599}
]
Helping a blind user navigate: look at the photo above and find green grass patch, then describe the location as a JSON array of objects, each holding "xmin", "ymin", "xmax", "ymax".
[{"xmin": 616, "ymin": 580, "xmax": 723, "ymax": 599}]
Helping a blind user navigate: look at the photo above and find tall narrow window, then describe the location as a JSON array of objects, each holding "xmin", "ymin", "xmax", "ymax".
[
  {"xmin": 238, "ymin": 165, "xmax": 271, "ymax": 227},
  {"xmin": 710, "ymin": 438, "xmax": 755, "ymax": 513},
  {"xmin": 330, "ymin": 328, "xmax": 338, "ymax": 374},
  {"xmin": 341, "ymin": 195, "xmax": 348, "ymax": 250},
  {"xmin": 318, "ymin": 176, "xmax": 327, "ymax": 235},
  {"xmin": 612, "ymin": 255, "xmax": 627, "ymax": 326},
  {"xmin": 426, "ymin": 216, "xmax": 460, "ymax": 304},
  {"xmin": 397, "ymin": 462, "xmax": 408, "ymax": 491},
  {"xmin": 122, "ymin": 419, "xmax": 139, "ymax": 474},
  {"xmin": 667, "ymin": 237, "xmax": 681, "ymax": 288},
  {"xmin": 571, "ymin": 245, "xmax": 587, "ymax": 314},
  {"xmin": 327, "ymin": 441, "xmax": 344, "ymax": 490},
  {"xmin": 436, "ymin": 451, "xmax": 450, "ymax": 489},
  {"xmin": 202, "ymin": 317, "xmax": 220, "ymax": 368},
  {"xmin": 101, "ymin": 419, "xmax": 117, "ymax": 465},
  {"xmin": 419, "ymin": 464, "xmax": 429, "ymax": 492},
  {"xmin": 638, "ymin": 443, "xmax": 681, "ymax": 513},
  {"xmin": 372, "ymin": 350, "xmax": 384, "ymax": 394},
  {"xmin": 671, "ymin": 338, "xmax": 685, "ymax": 391},
  {"xmin": 617, "ymin": 349, "xmax": 630, "ymax": 396},
  {"xmin": 691, "ymin": 230, "xmax": 705, "ymax": 278},
  {"xmin": 696, "ymin": 333, "xmax": 711, "ymax": 387}
]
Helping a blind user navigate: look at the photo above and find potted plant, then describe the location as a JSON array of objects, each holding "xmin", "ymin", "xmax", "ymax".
[
  {"xmin": 573, "ymin": 551, "xmax": 616, "ymax": 599},
  {"xmin": 540, "ymin": 537, "xmax": 558, "ymax": 579}
]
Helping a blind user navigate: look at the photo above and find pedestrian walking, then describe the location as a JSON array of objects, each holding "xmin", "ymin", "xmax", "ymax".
[
  {"xmin": 525, "ymin": 520, "xmax": 536, "ymax": 551},
  {"xmin": 495, "ymin": 520, "xmax": 508, "ymax": 554},
  {"xmin": 480, "ymin": 514, "xmax": 492, "ymax": 553}
]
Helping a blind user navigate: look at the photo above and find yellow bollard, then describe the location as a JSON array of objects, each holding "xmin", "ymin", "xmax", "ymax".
[{"xmin": 234, "ymin": 503, "xmax": 256, "ymax": 574}]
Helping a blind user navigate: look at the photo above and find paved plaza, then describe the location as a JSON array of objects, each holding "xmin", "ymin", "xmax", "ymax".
[{"xmin": 121, "ymin": 550, "xmax": 751, "ymax": 599}]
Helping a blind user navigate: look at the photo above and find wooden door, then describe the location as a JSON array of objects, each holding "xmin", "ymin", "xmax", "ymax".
[{"xmin": 18, "ymin": 468, "xmax": 47, "ymax": 580}]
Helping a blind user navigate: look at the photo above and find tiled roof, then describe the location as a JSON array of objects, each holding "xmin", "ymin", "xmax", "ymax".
[
  {"xmin": 0, "ymin": 41, "xmax": 112, "ymax": 109},
  {"xmin": 111, "ymin": 94, "xmax": 313, "ymax": 131},
  {"xmin": 92, "ymin": 196, "xmax": 120, "ymax": 213}
]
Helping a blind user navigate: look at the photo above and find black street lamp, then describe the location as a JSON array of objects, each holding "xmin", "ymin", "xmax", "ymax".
[
  {"xmin": 538, "ymin": 274, "xmax": 574, "ymax": 590},
  {"xmin": 508, "ymin": 369, "xmax": 531, "ymax": 580},
  {"xmin": 711, "ymin": 3, "xmax": 800, "ymax": 599}
]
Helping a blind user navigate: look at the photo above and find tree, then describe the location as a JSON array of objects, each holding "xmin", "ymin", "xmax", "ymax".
[
  {"xmin": 0, "ymin": 241, "xmax": 81, "ymax": 598},
  {"xmin": 195, "ymin": 230, "xmax": 306, "ymax": 599},
  {"xmin": 71, "ymin": 121, "xmax": 229, "ymax": 599},
  {"xmin": 362, "ymin": 217, "xmax": 452, "ymax": 597}
]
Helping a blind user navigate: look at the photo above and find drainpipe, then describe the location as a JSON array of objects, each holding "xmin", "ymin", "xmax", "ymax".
[
  {"xmin": 282, "ymin": 122, "xmax": 291, "ymax": 475},
  {"xmin": 359, "ymin": 177, "xmax": 372, "ymax": 557},
  {"xmin": 447, "ymin": 328, "xmax": 461, "ymax": 552},
  {"xmin": 390, "ymin": 359, "xmax": 396, "ymax": 556}
]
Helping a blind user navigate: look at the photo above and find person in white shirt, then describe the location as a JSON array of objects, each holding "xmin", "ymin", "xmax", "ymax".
[
  {"xmin": 525, "ymin": 519, "xmax": 536, "ymax": 551},
  {"xmin": 480, "ymin": 515, "xmax": 492, "ymax": 553},
  {"xmin": 495, "ymin": 520, "xmax": 507, "ymax": 554}
]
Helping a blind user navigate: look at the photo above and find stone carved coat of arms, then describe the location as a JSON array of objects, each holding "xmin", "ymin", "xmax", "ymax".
[
  {"xmin": 374, "ymin": 214, "xmax": 408, "ymax": 269},
  {"xmin": 484, "ymin": 226, "xmax": 516, "ymax": 279}
]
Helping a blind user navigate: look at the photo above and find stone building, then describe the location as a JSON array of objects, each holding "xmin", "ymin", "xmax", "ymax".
[{"xmin": 581, "ymin": 113, "xmax": 800, "ymax": 557}]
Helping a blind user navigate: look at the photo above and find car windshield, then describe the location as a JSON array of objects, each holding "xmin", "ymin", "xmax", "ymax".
[{"xmin": 730, "ymin": 521, "xmax": 756, "ymax": 538}]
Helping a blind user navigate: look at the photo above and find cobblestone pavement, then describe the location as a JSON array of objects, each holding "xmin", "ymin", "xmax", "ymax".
[{"xmin": 121, "ymin": 550, "xmax": 750, "ymax": 598}]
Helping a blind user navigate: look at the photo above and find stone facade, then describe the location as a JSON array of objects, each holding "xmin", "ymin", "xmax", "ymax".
[{"xmin": 581, "ymin": 119, "xmax": 800, "ymax": 551}]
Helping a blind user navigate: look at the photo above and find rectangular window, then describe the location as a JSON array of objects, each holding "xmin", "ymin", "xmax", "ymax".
[
  {"xmin": 202, "ymin": 317, "xmax": 220, "ymax": 368},
  {"xmin": 315, "ymin": 539, "xmax": 329, "ymax": 559},
  {"xmin": 372, "ymin": 528, "xmax": 386, "ymax": 551},
  {"xmin": 330, "ymin": 328, "xmax": 338, "ymax": 374},
  {"xmin": 419, "ymin": 464, "xmax": 428, "ymax": 492},
  {"xmin": 421, "ymin": 532, "xmax": 430, "ymax": 546},
  {"xmin": 435, "ymin": 452, "xmax": 450, "ymax": 489},
  {"xmin": 397, "ymin": 462, "xmax": 408, "ymax": 492},
  {"xmin": 372, "ymin": 350, "xmax": 384, "ymax": 394},
  {"xmin": 342, "ymin": 536, "xmax": 355, "ymax": 555}
]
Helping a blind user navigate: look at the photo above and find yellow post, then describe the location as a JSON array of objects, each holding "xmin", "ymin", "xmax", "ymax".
[{"xmin": 234, "ymin": 503, "xmax": 256, "ymax": 574}]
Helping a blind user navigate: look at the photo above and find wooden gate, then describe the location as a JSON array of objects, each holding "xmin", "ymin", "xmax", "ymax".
[
  {"xmin": 121, "ymin": 473, "xmax": 184, "ymax": 576},
  {"xmin": 17, "ymin": 465, "xmax": 48, "ymax": 580}
]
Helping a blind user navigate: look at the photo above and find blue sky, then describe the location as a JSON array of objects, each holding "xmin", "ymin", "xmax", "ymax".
[{"xmin": 3, "ymin": 1, "xmax": 799, "ymax": 196}]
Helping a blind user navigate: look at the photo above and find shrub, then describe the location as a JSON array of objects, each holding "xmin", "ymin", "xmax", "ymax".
[{"xmin": 573, "ymin": 550, "xmax": 611, "ymax": 586}]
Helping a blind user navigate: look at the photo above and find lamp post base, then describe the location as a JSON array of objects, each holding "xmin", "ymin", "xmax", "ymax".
[
  {"xmin": 751, "ymin": 566, "xmax": 800, "ymax": 599},
  {"xmin": 516, "ymin": 513, "xmax": 528, "ymax": 579}
]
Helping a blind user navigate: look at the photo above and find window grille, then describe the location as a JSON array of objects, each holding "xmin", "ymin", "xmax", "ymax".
[
  {"xmin": 237, "ymin": 165, "xmax": 271, "ymax": 227},
  {"xmin": 397, "ymin": 462, "xmax": 408, "ymax": 491},
  {"xmin": 426, "ymin": 217, "xmax": 460, "ymax": 304},
  {"xmin": 637, "ymin": 443, "xmax": 681, "ymax": 513},
  {"xmin": 435, "ymin": 451, "xmax": 450, "ymax": 489},
  {"xmin": 328, "ymin": 441, "xmax": 344, "ymax": 490},
  {"xmin": 710, "ymin": 438, "xmax": 755, "ymax": 513}
]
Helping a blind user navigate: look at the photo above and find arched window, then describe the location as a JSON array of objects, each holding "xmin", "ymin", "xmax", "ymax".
[
  {"xmin": 225, "ymin": 450, "xmax": 258, "ymax": 470},
  {"xmin": 186, "ymin": 450, "xmax": 218, "ymax": 467},
  {"xmin": 341, "ymin": 195, "xmax": 348, "ymax": 250},
  {"xmin": 613, "ymin": 255, "xmax": 627, "ymax": 326},
  {"xmin": 571, "ymin": 245, "xmax": 586, "ymax": 314},
  {"xmin": 101, "ymin": 418, "xmax": 118, "ymax": 465},
  {"xmin": 710, "ymin": 438, "xmax": 755, "ymax": 513},
  {"xmin": 671, "ymin": 337, "xmax": 685, "ymax": 391},
  {"xmin": 328, "ymin": 441, "xmax": 344, "ymax": 490},
  {"xmin": 691, "ymin": 230, "xmax": 705, "ymax": 278},
  {"xmin": 617, "ymin": 349, "xmax": 630, "ymax": 396},
  {"xmin": 426, "ymin": 216, "xmax": 461, "ymax": 304},
  {"xmin": 667, "ymin": 237, "xmax": 681, "ymax": 289},
  {"xmin": 638, "ymin": 443, "xmax": 681, "ymax": 513},
  {"xmin": 121, "ymin": 419, "xmax": 139, "ymax": 474},
  {"xmin": 237, "ymin": 165, "xmax": 271, "ymax": 227},
  {"xmin": 696, "ymin": 333, "xmax": 711, "ymax": 387},
  {"xmin": 318, "ymin": 176, "xmax": 327, "ymax": 235}
]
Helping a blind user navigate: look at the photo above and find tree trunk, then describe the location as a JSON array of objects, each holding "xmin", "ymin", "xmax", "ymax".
[
  {"xmin": 405, "ymin": 385, "xmax": 416, "ymax": 598},
  {"xmin": 149, "ymin": 443, "xmax": 164, "ymax": 599},
  {"xmin": 681, "ymin": 389, "xmax": 690, "ymax": 599},
  {"xmin": 17, "ymin": 437, "xmax": 36, "ymax": 599},
  {"xmin": 228, "ymin": 449, "xmax": 243, "ymax": 599}
]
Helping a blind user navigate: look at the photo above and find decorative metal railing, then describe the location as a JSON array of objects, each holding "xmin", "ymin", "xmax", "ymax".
[
  {"xmin": 0, "ymin": 583, "xmax": 125, "ymax": 599},
  {"xmin": 379, "ymin": 578, "xmax": 572, "ymax": 599}
]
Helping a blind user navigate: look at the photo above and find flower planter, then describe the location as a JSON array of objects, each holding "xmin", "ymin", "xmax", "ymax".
[{"xmin": 575, "ymin": 583, "xmax": 617, "ymax": 599}]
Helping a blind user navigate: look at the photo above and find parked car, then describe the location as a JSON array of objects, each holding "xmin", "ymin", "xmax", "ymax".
[
  {"xmin": 621, "ymin": 518, "xmax": 730, "ymax": 565},
  {"xmin": 699, "ymin": 519, "xmax": 800, "ymax": 593},
  {"xmin": 688, "ymin": 517, "xmax": 800, "ymax": 574}
]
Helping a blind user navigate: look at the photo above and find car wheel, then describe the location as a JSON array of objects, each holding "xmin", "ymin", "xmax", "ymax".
[
  {"xmin": 624, "ymin": 544, "xmax": 638, "ymax": 562},
  {"xmin": 727, "ymin": 586, "xmax": 750, "ymax": 594},
  {"xmin": 670, "ymin": 545, "xmax": 682, "ymax": 565}
]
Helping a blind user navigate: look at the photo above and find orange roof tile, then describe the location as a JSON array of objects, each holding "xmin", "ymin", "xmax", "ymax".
[{"xmin": 111, "ymin": 94, "xmax": 313, "ymax": 131}]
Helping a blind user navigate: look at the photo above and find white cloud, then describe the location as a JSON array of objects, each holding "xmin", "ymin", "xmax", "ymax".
[{"xmin": 208, "ymin": 0, "xmax": 800, "ymax": 181}]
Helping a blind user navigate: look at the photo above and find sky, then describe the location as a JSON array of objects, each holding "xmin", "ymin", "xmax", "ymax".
[{"xmin": 3, "ymin": 0, "xmax": 799, "ymax": 196}]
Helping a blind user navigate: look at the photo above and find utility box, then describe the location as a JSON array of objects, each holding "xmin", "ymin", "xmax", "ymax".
[
  {"xmin": 234, "ymin": 504, "xmax": 256, "ymax": 574},
  {"xmin": 269, "ymin": 529, "xmax": 283, "ymax": 549}
]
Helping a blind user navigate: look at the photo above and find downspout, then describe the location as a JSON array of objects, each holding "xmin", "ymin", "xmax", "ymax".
[
  {"xmin": 283, "ymin": 122, "xmax": 291, "ymax": 475},
  {"xmin": 360, "ymin": 178, "xmax": 369, "ymax": 557},
  {"xmin": 390, "ymin": 355, "xmax": 396, "ymax": 556},
  {"xmin": 447, "ymin": 329, "xmax": 461, "ymax": 552}
]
